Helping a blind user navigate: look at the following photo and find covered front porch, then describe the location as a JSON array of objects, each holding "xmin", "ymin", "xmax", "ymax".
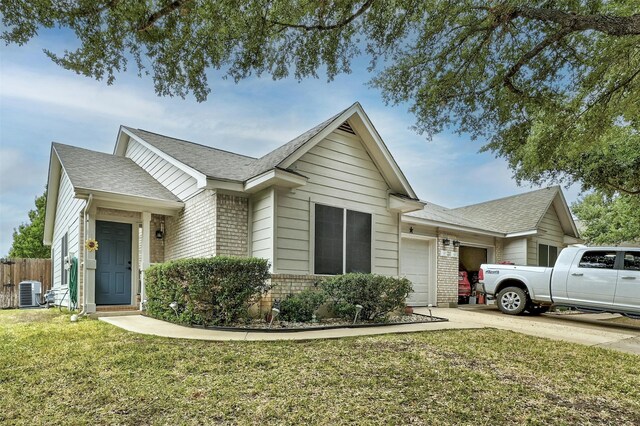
[{"xmin": 80, "ymin": 193, "xmax": 183, "ymax": 314}]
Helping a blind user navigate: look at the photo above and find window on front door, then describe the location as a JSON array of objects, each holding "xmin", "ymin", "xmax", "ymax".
[
  {"xmin": 538, "ymin": 244, "xmax": 559, "ymax": 267},
  {"xmin": 314, "ymin": 204, "xmax": 372, "ymax": 275}
]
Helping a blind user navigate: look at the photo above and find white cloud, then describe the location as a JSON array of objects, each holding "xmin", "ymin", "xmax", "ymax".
[
  {"xmin": 1, "ymin": 66, "xmax": 167, "ymax": 123},
  {"xmin": 0, "ymin": 148, "xmax": 45, "ymax": 194}
]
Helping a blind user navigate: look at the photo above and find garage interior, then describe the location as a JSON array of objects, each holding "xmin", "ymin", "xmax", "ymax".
[{"xmin": 458, "ymin": 246, "xmax": 487, "ymax": 304}]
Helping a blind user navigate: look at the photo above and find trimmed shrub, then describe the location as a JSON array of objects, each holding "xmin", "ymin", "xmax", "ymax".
[
  {"xmin": 322, "ymin": 273, "xmax": 413, "ymax": 321},
  {"xmin": 145, "ymin": 257, "xmax": 270, "ymax": 326},
  {"xmin": 279, "ymin": 289, "xmax": 327, "ymax": 322}
]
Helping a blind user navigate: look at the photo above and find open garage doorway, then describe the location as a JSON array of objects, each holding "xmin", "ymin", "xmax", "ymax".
[{"xmin": 458, "ymin": 245, "xmax": 491, "ymax": 305}]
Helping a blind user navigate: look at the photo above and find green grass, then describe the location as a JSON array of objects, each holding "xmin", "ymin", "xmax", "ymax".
[{"xmin": 1, "ymin": 309, "xmax": 638, "ymax": 425}]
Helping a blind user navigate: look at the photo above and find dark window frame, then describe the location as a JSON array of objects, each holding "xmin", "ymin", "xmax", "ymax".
[
  {"xmin": 313, "ymin": 204, "xmax": 372, "ymax": 275},
  {"xmin": 538, "ymin": 243, "xmax": 559, "ymax": 267}
]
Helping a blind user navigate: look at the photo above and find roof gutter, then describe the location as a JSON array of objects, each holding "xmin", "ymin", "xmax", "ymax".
[
  {"xmin": 402, "ymin": 215, "xmax": 504, "ymax": 237},
  {"xmin": 505, "ymin": 230, "xmax": 538, "ymax": 238}
]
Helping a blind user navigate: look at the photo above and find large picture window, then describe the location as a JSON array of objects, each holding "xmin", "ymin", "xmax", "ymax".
[
  {"xmin": 538, "ymin": 244, "xmax": 559, "ymax": 267},
  {"xmin": 314, "ymin": 204, "xmax": 371, "ymax": 275}
]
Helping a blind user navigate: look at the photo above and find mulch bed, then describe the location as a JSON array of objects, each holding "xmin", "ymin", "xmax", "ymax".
[{"xmin": 189, "ymin": 313, "xmax": 448, "ymax": 333}]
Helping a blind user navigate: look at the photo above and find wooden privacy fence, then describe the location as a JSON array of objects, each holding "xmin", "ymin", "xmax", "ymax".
[{"xmin": 1, "ymin": 258, "xmax": 51, "ymax": 308}]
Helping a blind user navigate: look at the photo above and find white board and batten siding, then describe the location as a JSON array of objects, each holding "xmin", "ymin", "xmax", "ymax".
[
  {"xmin": 251, "ymin": 188, "xmax": 274, "ymax": 265},
  {"xmin": 125, "ymin": 138, "xmax": 199, "ymax": 200},
  {"xmin": 527, "ymin": 205, "xmax": 567, "ymax": 265},
  {"xmin": 52, "ymin": 171, "xmax": 85, "ymax": 303},
  {"xmin": 275, "ymin": 130, "xmax": 400, "ymax": 276}
]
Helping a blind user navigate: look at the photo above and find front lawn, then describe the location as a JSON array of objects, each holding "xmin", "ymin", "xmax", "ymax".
[{"xmin": 1, "ymin": 309, "xmax": 638, "ymax": 425}]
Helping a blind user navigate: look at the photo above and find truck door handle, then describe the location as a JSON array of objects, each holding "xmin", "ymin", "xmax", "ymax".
[
  {"xmin": 620, "ymin": 276, "xmax": 636, "ymax": 280},
  {"xmin": 571, "ymin": 272, "xmax": 583, "ymax": 277}
]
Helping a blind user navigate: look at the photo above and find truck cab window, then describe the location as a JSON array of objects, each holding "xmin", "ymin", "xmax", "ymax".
[
  {"xmin": 623, "ymin": 252, "xmax": 640, "ymax": 271},
  {"xmin": 578, "ymin": 251, "xmax": 616, "ymax": 269}
]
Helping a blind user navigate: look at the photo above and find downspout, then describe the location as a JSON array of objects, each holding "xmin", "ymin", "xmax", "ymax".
[{"xmin": 78, "ymin": 194, "xmax": 93, "ymax": 317}]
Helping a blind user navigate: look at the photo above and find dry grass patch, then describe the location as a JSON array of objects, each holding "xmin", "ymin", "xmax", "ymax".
[{"xmin": 1, "ymin": 309, "xmax": 638, "ymax": 425}]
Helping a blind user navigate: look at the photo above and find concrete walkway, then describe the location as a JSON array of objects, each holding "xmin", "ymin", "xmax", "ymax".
[
  {"xmin": 99, "ymin": 314, "xmax": 477, "ymax": 341},
  {"xmin": 415, "ymin": 306, "xmax": 640, "ymax": 355},
  {"xmin": 99, "ymin": 307, "xmax": 640, "ymax": 354}
]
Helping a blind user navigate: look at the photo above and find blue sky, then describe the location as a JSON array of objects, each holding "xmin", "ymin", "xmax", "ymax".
[{"xmin": 0, "ymin": 29, "xmax": 581, "ymax": 256}]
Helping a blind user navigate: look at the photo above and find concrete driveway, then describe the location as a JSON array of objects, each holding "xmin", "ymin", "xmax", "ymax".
[{"xmin": 416, "ymin": 305, "xmax": 640, "ymax": 355}]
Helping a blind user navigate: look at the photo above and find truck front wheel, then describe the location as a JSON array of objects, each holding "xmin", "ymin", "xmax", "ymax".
[{"xmin": 497, "ymin": 287, "xmax": 528, "ymax": 315}]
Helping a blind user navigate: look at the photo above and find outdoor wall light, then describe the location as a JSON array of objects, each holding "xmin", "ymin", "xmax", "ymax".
[
  {"xmin": 353, "ymin": 304, "xmax": 364, "ymax": 324},
  {"xmin": 155, "ymin": 223, "xmax": 165, "ymax": 239},
  {"xmin": 452, "ymin": 240, "xmax": 460, "ymax": 248},
  {"xmin": 442, "ymin": 238, "xmax": 451, "ymax": 246}
]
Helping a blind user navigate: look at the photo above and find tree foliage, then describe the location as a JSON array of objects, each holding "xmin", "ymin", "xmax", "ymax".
[
  {"xmin": 2, "ymin": 1, "xmax": 639, "ymax": 193},
  {"xmin": 9, "ymin": 191, "xmax": 51, "ymax": 258},
  {"xmin": 572, "ymin": 192, "xmax": 640, "ymax": 245}
]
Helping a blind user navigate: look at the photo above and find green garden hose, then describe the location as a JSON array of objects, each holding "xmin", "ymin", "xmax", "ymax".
[{"xmin": 69, "ymin": 257, "xmax": 78, "ymax": 310}]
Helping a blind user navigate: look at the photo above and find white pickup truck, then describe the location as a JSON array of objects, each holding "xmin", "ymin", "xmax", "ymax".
[{"xmin": 479, "ymin": 247, "xmax": 640, "ymax": 317}]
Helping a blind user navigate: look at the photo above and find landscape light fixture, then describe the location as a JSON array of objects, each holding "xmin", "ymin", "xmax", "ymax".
[
  {"xmin": 169, "ymin": 301, "xmax": 179, "ymax": 318},
  {"xmin": 269, "ymin": 308, "xmax": 280, "ymax": 329},
  {"xmin": 427, "ymin": 304, "xmax": 433, "ymax": 321},
  {"xmin": 353, "ymin": 304, "xmax": 363, "ymax": 324}
]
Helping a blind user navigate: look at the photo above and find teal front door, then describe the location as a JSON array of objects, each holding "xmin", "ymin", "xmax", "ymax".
[{"xmin": 96, "ymin": 221, "xmax": 132, "ymax": 305}]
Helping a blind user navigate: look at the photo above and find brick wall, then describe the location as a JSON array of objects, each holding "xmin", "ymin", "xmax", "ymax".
[
  {"xmin": 436, "ymin": 232, "xmax": 459, "ymax": 307},
  {"xmin": 164, "ymin": 190, "xmax": 216, "ymax": 260},
  {"xmin": 494, "ymin": 238, "xmax": 504, "ymax": 263},
  {"xmin": 97, "ymin": 208, "xmax": 141, "ymax": 220},
  {"xmin": 215, "ymin": 193, "xmax": 248, "ymax": 256},
  {"xmin": 257, "ymin": 274, "xmax": 323, "ymax": 316},
  {"xmin": 150, "ymin": 214, "xmax": 165, "ymax": 263}
]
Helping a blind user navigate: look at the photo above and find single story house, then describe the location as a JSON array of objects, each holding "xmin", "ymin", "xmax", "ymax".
[{"xmin": 43, "ymin": 102, "xmax": 580, "ymax": 313}]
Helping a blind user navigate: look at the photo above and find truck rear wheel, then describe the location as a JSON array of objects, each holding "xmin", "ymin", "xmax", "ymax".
[{"xmin": 497, "ymin": 287, "xmax": 528, "ymax": 315}]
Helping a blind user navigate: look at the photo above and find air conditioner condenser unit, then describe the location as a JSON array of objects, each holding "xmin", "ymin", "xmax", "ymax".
[{"xmin": 19, "ymin": 281, "xmax": 42, "ymax": 308}]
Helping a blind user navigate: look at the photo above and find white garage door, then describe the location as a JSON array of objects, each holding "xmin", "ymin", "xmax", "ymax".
[{"xmin": 401, "ymin": 238, "xmax": 435, "ymax": 306}]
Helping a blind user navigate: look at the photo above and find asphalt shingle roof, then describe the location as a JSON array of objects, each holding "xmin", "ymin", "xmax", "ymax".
[
  {"xmin": 406, "ymin": 202, "xmax": 498, "ymax": 232},
  {"xmin": 123, "ymin": 128, "xmax": 257, "ymax": 182},
  {"xmin": 53, "ymin": 143, "xmax": 181, "ymax": 202},
  {"xmin": 247, "ymin": 107, "xmax": 349, "ymax": 177},
  {"xmin": 407, "ymin": 187, "xmax": 561, "ymax": 235},
  {"xmin": 451, "ymin": 186, "xmax": 560, "ymax": 234},
  {"xmin": 124, "ymin": 105, "xmax": 351, "ymax": 182}
]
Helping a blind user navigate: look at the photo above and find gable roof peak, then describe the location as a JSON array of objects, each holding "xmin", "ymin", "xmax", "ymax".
[
  {"xmin": 114, "ymin": 101, "xmax": 418, "ymax": 199},
  {"xmin": 449, "ymin": 186, "xmax": 564, "ymax": 235},
  {"xmin": 454, "ymin": 185, "xmax": 559, "ymax": 210}
]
